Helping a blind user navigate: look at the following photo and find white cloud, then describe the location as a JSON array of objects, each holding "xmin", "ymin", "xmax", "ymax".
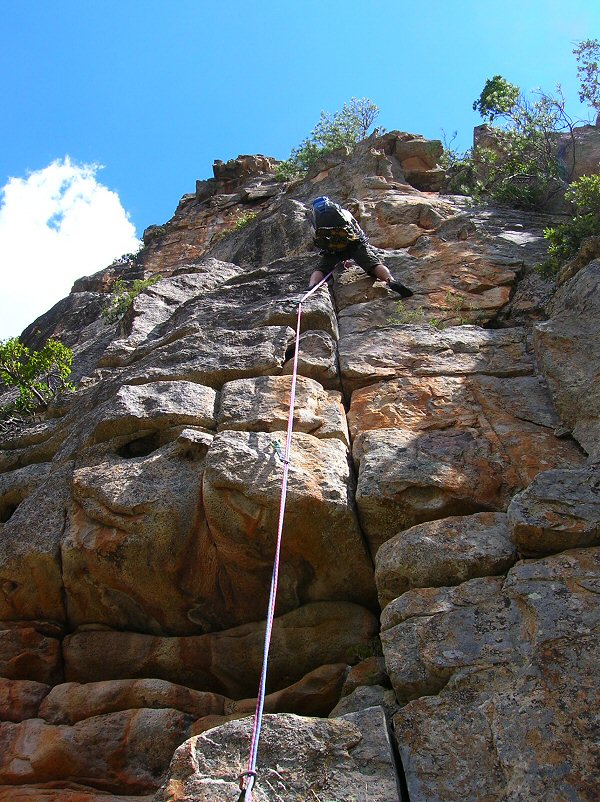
[{"xmin": 0, "ymin": 157, "xmax": 141, "ymax": 340}]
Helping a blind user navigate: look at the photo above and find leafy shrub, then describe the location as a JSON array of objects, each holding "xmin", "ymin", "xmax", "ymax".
[
  {"xmin": 388, "ymin": 293, "xmax": 473, "ymax": 329},
  {"xmin": 0, "ymin": 337, "xmax": 75, "ymax": 413},
  {"xmin": 233, "ymin": 211, "xmax": 258, "ymax": 230},
  {"xmin": 472, "ymin": 75, "xmax": 520, "ymax": 122},
  {"xmin": 542, "ymin": 170, "xmax": 600, "ymax": 274},
  {"xmin": 276, "ymin": 97, "xmax": 380, "ymax": 180},
  {"xmin": 574, "ymin": 38, "xmax": 600, "ymax": 114},
  {"xmin": 459, "ymin": 75, "xmax": 575, "ymax": 209},
  {"xmin": 387, "ymin": 301, "xmax": 426, "ymax": 325},
  {"xmin": 102, "ymin": 275, "xmax": 161, "ymax": 323}
]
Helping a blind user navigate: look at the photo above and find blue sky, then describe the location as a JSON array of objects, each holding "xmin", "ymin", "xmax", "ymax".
[{"xmin": 1, "ymin": 0, "xmax": 599, "ymax": 338}]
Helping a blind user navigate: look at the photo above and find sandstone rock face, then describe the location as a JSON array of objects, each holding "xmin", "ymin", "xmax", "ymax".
[
  {"xmin": 375, "ymin": 512, "xmax": 517, "ymax": 607},
  {"xmin": 387, "ymin": 549, "xmax": 600, "ymax": 801},
  {"xmin": 155, "ymin": 709, "xmax": 400, "ymax": 802},
  {"xmin": 1, "ymin": 129, "xmax": 599, "ymax": 799},
  {"xmin": 534, "ymin": 259, "xmax": 600, "ymax": 460},
  {"xmin": 508, "ymin": 465, "xmax": 600, "ymax": 556},
  {"xmin": 62, "ymin": 602, "xmax": 377, "ymax": 698}
]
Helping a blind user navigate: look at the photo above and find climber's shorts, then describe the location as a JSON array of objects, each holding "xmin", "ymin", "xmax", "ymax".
[{"xmin": 318, "ymin": 241, "xmax": 384, "ymax": 276}]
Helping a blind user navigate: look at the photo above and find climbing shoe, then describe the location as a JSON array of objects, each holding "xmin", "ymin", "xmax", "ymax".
[{"xmin": 389, "ymin": 281, "xmax": 414, "ymax": 298}]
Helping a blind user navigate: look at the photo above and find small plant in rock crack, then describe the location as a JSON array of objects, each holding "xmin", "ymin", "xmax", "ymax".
[
  {"xmin": 102, "ymin": 275, "xmax": 161, "ymax": 323},
  {"xmin": 233, "ymin": 210, "xmax": 258, "ymax": 230},
  {"xmin": 444, "ymin": 290, "xmax": 473, "ymax": 324},
  {"xmin": 387, "ymin": 301, "xmax": 426, "ymax": 325}
]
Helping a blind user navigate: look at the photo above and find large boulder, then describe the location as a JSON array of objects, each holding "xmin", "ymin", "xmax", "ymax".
[
  {"xmin": 154, "ymin": 708, "xmax": 400, "ymax": 802},
  {"xmin": 202, "ymin": 430, "xmax": 376, "ymax": 618},
  {"xmin": 508, "ymin": 465, "xmax": 600, "ymax": 556},
  {"xmin": 382, "ymin": 548, "xmax": 600, "ymax": 801},
  {"xmin": 0, "ymin": 709, "xmax": 192, "ymax": 794},
  {"xmin": 375, "ymin": 512, "xmax": 516, "ymax": 607}
]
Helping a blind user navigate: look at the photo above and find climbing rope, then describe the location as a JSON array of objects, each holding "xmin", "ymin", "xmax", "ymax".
[{"xmin": 237, "ymin": 266, "xmax": 337, "ymax": 802}]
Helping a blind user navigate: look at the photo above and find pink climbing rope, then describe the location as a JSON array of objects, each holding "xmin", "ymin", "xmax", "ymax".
[{"xmin": 239, "ymin": 267, "xmax": 337, "ymax": 801}]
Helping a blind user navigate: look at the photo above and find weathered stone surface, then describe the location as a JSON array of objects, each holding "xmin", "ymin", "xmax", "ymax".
[
  {"xmin": 212, "ymin": 154, "xmax": 279, "ymax": 184},
  {"xmin": 395, "ymin": 133, "xmax": 443, "ymax": 169},
  {"xmin": 199, "ymin": 663, "xmax": 349, "ymax": 731},
  {"xmin": 353, "ymin": 425, "xmax": 565, "ymax": 558},
  {"xmin": 0, "ymin": 678, "xmax": 49, "ymax": 722},
  {"xmin": 281, "ymin": 329, "xmax": 340, "ymax": 389},
  {"xmin": 0, "ymin": 418, "xmax": 65, "ymax": 474},
  {"xmin": 394, "ymin": 632, "xmax": 600, "ymax": 802},
  {"xmin": 208, "ymin": 199, "xmax": 312, "ymax": 267},
  {"xmin": 508, "ymin": 465, "xmax": 600, "ymax": 556},
  {"xmin": 0, "ymin": 464, "xmax": 51, "ymax": 522},
  {"xmin": 375, "ymin": 512, "xmax": 516, "ymax": 607},
  {"xmin": 217, "ymin": 375, "xmax": 349, "ymax": 445},
  {"xmin": 99, "ymin": 262, "xmax": 245, "ymax": 365},
  {"xmin": 203, "ymin": 430, "xmax": 376, "ymax": 616},
  {"xmin": 63, "ymin": 442, "xmax": 208, "ymax": 635},
  {"xmin": 348, "ymin": 374, "xmax": 579, "ymax": 477},
  {"xmin": 329, "ymin": 684, "xmax": 398, "ymax": 718},
  {"xmin": 0, "ymin": 625, "xmax": 62, "ymax": 685},
  {"xmin": 2, "ymin": 128, "xmax": 600, "ymax": 799},
  {"xmin": 92, "ymin": 381, "xmax": 218, "ymax": 442},
  {"xmin": 339, "ymin": 324, "xmax": 533, "ymax": 396},
  {"xmin": 39, "ymin": 678, "xmax": 228, "ymax": 725},
  {"xmin": 380, "ymin": 575, "xmax": 503, "ymax": 632},
  {"xmin": 341, "ymin": 655, "xmax": 389, "ymax": 696},
  {"xmin": 534, "ymin": 260, "xmax": 600, "ymax": 459},
  {"xmin": 0, "ymin": 466, "xmax": 69, "ymax": 622},
  {"xmin": 381, "ymin": 548, "xmax": 600, "ymax": 702},
  {"xmin": 350, "ymin": 373, "xmax": 584, "ymax": 556},
  {"xmin": 155, "ymin": 708, "xmax": 400, "ymax": 802},
  {"xmin": 121, "ymin": 326, "xmax": 294, "ymax": 388},
  {"xmin": 0, "ymin": 708, "xmax": 192, "ymax": 793},
  {"xmin": 559, "ymin": 122, "xmax": 600, "ymax": 180},
  {"xmin": 63, "ymin": 602, "xmax": 378, "ymax": 698},
  {"xmin": 358, "ymin": 193, "xmax": 454, "ymax": 248}
]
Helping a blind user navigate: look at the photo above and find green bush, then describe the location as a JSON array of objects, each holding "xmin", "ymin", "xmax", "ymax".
[
  {"xmin": 276, "ymin": 97, "xmax": 380, "ymax": 180},
  {"xmin": 102, "ymin": 275, "xmax": 161, "ymax": 323},
  {"xmin": 574, "ymin": 38, "xmax": 600, "ymax": 114},
  {"xmin": 233, "ymin": 211, "xmax": 258, "ymax": 230},
  {"xmin": 0, "ymin": 337, "xmax": 75, "ymax": 413},
  {"xmin": 449, "ymin": 74, "xmax": 576, "ymax": 209},
  {"xmin": 542, "ymin": 170, "xmax": 600, "ymax": 274}
]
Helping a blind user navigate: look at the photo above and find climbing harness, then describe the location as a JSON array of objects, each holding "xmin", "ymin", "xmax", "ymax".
[{"xmin": 237, "ymin": 267, "xmax": 337, "ymax": 802}]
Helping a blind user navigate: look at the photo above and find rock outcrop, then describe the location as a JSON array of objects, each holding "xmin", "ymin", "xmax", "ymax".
[{"xmin": 1, "ymin": 128, "xmax": 599, "ymax": 800}]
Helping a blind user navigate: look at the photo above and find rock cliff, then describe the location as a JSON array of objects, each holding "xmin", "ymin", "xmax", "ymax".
[{"xmin": 1, "ymin": 130, "xmax": 599, "ymax": 801}]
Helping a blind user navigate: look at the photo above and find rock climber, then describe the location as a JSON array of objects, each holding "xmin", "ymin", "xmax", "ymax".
[{"xmin": 308, "ymin": 195, "xmax": 414, "ymax": 296}]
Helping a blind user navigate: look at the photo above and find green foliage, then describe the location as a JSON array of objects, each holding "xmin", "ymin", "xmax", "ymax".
[
  {"xmin": 574, "ymin": 38, "xmax": 600, "ymax": 113},
  {"xmin": 473, "ymin": 75, "xmax": 520, "ymax": 122},
  {"xmin": 0, "ymin": 337, "xmax": 75, "ymax": 413},
  {"xmin": 387, "ymin": 301, "xmax": 426, "ymax": 325},
  {"xmin": 446, "ymin": 75, "xmax": 577, "ymax": 210},
  {"xmin": 388, "ymin": 293, "xmax": 473, "ymax": 329},
  {"xmin": 233, "ymin": 210, "xmax": 258, "ymax": 230},
  {"xmin": 102, "ymin": 275, "xmax": 161, "ymax": 323},
  {"xmin": 110, "ymin": 244, "xmax": 143, "ymax": 268},
  {"xmin": 276, "ymin": 97, "xmax": 380, "ymax": 179},
  {"xmin": 542, "ymin": 169, "xmax": 600, "ymax": 274}
]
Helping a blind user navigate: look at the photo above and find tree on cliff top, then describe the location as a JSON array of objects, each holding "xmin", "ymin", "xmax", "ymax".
[
  {"xmin": 276, "ymin": 97, "xmax": 380, "ymax": 180},
  {"xmin": 574, "ymin": 38, "xmax": 600, "ymax": 115}
]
